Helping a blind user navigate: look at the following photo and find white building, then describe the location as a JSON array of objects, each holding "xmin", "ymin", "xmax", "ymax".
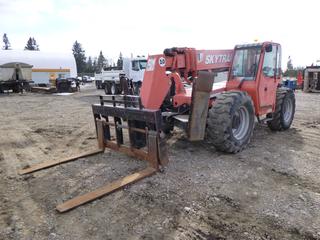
[{"xmin": 0, "ymin": 50, "xmax": 77, "ymax": 84}]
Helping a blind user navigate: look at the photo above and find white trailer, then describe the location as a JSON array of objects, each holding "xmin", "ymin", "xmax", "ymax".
[{"xmin": 0, "ymin": 62, "xmax": 33, "ymax": 93}]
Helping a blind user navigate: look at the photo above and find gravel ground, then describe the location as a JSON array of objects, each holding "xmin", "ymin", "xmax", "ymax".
[{"xmin": 1, "ymin": 85, "xmax": 320, "ymax": 240}]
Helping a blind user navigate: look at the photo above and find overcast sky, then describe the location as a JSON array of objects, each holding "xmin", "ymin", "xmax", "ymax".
[{"xmin": 0, "ymin": 0, "xmax": 319, "ymax": 68}]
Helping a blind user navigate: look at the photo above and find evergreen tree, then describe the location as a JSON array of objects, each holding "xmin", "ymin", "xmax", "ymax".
[
  {"xmin": 287, "ymin": 56, "xmax": 293, "ymax": 70},
  {"xmin": 2, "ymin": 33, "xmax": 11, "ymax": 50},
  {"xmin": 72, "ymin": 41, "xmax": 86, "ymax": 73},
  {"xmin": 93, "ymin": 57, "xmax": 98, "ymax": 73},
  {"xmin": 25, "ymin": 37, "xmax": 34, "ymax": 50},
  {"xmin": 24, "ymin": 37, "xmax": 39, "ymax": 50},
  {"xmin": 97, "ymin": 51, "xmax": 106, "ymax": 72},
  {"xmin": 104, "ymin": 58, "xmax": 109, "ymax": 68},
  {"xmin": 283, "ymin": 56, "xmax": 303, "ymax": 78},
  {"xmin": 32, "ymin": 37, "xmax": 39, "ymax": 50},
  {"xmin": 117, "ymin": 52, "xmax": 123, "ymax": 68},
  {"xmin": 86, "ymin": 56, "xmax": 94, "ymax": 73}
]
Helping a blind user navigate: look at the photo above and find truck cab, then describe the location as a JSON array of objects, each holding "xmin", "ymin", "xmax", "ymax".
[
  {"xmin": 123, "ymin": 57, "xmax": 147, "ymax": 83},
  {"xmin": 95, "ymin": 56, "xmax": 147, "ymax": 95}
]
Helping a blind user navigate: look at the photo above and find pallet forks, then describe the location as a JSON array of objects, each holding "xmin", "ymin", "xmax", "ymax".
[
  {"xmin": 19, "ymin": 71, "xmax": 215, "ymax": 212},
  {"xmin": 19, "ymin": 95, "xmax": 168, "ymax": 212}
]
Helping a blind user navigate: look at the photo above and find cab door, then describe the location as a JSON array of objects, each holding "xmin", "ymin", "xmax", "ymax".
[
  {"xmin": 258, "ymin": 44, "xmax": 281, "ymax": 112},
  {"xmin": 130, "ymin": 60, "xmax": 140, "ymax": 82}
]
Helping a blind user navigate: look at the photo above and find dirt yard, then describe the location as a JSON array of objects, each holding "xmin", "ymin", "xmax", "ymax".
[{"xmin": 1, "ymin": 86, "xmax": 320, "ymax": 240}]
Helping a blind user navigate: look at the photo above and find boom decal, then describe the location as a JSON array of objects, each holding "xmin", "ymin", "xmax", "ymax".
[{"xmin": 204, "ymin": 54, "xmax": 232, "ymax": 65}]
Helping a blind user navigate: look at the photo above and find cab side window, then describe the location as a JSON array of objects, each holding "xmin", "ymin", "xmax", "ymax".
[
  {"xmin": 262, "ymin": 45, "xmax": 277, "ymax": 78},
  {"xmin": 132, "ymin": 61, "xmax": 139, "ymax": 71},
  {"xmin": 276, "ymin": 46, "xmax": 282, "ymax": 78}
]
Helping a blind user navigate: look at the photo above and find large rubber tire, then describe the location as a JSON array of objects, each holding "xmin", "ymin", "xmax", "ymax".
[
  {"xmin": 104, "ymin": 82, "xmax": 112, "ymax": 94},
  {"xmin": 162, "ymin": 118, "xmax": 174, "ymax": 134},
  {"xmin": 12, "ymin": 84, "xmax": 20, "ymax": 93},
  {"xmin": 109, "ymin": 82, "xmax": 121, "ymax": 95},
  {"xmin": 128, "ymin": 120, "xmax": 147, "ymax": 148},
  {"xmin": 206, "ymin": 91, "xmax": 255, "ymax": 153},
  {"xmin": 133, "ymin": 81, "xmax": 142, "ymax": 95},
  {"xmin": 267, "ymin": 89, "xmax": 295, "ymax": 131},
  {"xmin": 111, "ymin": 82, "xmax": 117, "ymax": 95}
]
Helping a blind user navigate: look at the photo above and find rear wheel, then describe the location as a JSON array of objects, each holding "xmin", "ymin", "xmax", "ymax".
[
  {"xmin": 12, "ymin": 84, "xmax": 20, "ymax": 93},
  {"xmin": 111, "ymin": 83, "xmax": 116, "ymax": 94},
  {"xmin": 206, "ymin": 91, "xmax": 255, "ymax": 153},
  {"xmin": 110, "ymin": 82, "xmax": 121, "ymax": 95},
  {"xmin": 267, "ymin": 89, "xmax": 295, "ymax": 131},
  {"xmin": 104, "ymin": 82, "xmax": 112, "ymax": 94}
]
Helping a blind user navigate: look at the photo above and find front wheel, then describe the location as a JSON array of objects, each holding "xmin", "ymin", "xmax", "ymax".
[
  {"xmin": 267, "ymin": 89, "xmax": 295, "ymax": 131},
  {"xmin": 206, "ymin": 91, "xmax": 255, "ymax": 153},
  {"xmin": 133, "ymin": 81, "xmax": 142, "ymax": 95}
]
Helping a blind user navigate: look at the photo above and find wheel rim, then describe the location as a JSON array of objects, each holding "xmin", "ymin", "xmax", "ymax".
[
  {"xmin": 283, "ymin": 98, "xmax": 293, "ymax": 123},
  {"xmin": 111, "ymin": 84, "xmax": 115, "ymax": 94},
  {"xmin": 232, "ymin": 106, "xmax": 250, "ymax": 141}
]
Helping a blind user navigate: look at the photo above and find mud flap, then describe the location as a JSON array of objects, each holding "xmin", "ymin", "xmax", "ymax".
[{"xmin": 188, "ymin": 71, "xmax": 215, "ymax": 141}]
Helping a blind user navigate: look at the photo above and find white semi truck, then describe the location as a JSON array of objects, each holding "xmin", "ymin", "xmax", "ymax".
[{"xmin": 95, "ymin": 56, "xmax": 147, "ymax": 95}]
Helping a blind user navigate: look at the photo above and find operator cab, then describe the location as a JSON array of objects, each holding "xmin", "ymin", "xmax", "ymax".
[
  {"xmin": 230, "ymin": 43, "xmax": 263, "ymax": 81},
  {"xmin": 227, "ymin": 42, "xmax": 282, "ymax": 115},
  {"xmin": 229, "ymin": 42, "xmax": 281, "ymax": 82}
]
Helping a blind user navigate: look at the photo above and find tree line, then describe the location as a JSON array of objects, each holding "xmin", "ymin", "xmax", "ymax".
[
  {"xmin": 2, "ymin": 33, "xmax": 123, "ymax": 74},
  {"xmin": 283, "ymin": 56, "xmax": 304, "ymax": 78},
  {"xmin": 72, "ymin": 40, "xmax": 123, "ymax": 74},
  {"xmin": 1, "ymin": 33, "xmax": 308, "ymax": 76},
  {"xmin": 2, "ymin": 33, "xmax": 40, "ymax": 51}
]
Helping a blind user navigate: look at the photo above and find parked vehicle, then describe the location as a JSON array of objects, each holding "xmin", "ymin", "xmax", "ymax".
[
  {"xmin": 0, "ymin": 62, "xmax": 32, "ymax": 93},
  {"xmin": 95, "ymin": 56, "xmax": 147, "ymax": 95},
  {"xmin": 21, "ymin": 42, "xmax": 297, "ymax": 213}
]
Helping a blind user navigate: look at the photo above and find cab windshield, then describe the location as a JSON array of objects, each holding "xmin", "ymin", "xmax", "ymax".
[
  {"xmin": 139, "ymin": 60, "xmax": 147, "ymax": 70},
  {"xmin": 231, "ymin": 47, "xmax": 261, "ymax": 80},
  {"xmin": 132, "ymin": 60, "xmax": 147, "ymax": 70}
]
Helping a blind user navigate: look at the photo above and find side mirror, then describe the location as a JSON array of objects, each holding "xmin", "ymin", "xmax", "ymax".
[{"xmin": 265, "ymin": 44, "xmax": 273, "ymax": 53}]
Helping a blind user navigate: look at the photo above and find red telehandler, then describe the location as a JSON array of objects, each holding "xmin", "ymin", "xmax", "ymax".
[{"xmin": 20, "ymin": 42, "xmax": 295, "ymax": 212}]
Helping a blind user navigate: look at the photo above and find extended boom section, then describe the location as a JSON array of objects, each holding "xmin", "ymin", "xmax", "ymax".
[{"xmin": 140, "ymin": 48, "xmax": 233, "ymax": 110}]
